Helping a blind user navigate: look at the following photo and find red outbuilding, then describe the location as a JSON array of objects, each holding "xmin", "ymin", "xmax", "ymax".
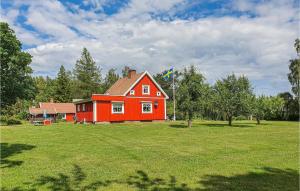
[
  {"xmin": 74, "ymin": 70, "xmax": 169, "ymax": 123},
  {"xmin": 29, "ymin": 102, "xmax": 76, "ymax": 122}
]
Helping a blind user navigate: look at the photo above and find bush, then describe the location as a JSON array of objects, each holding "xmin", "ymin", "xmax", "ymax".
[
  {"xmin": 7, "ymin": 117, "xmax": 22, "ymax": 125},
  {"xmin": 0, "ymin": 116, "xmax": 22, "ymax": 125},
  {"xmin": 0, "ymin": 115, "xmax": 8, "ymax": 125}
]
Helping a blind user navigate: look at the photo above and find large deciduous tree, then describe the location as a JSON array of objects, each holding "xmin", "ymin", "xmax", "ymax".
[
  {"xmin": 0, "ymin": 22, "xmax": 36, "ymax": 109},
  {"xmin": 177, "ymin": 66, "xmax": 209, "ymax": 127},
  {"xmin": 288, "ymin": 39, "xmax": 300, "ymax": 100},
  {"xmin": 73, "ymin": 48, "xmax": 102, "ymax": 98},
  {"xmin": 54, "ymin": 65, "xmax": 72, "ymax": 102},
  {"xmin": 213, "ymin": 74, "xmax": 254, "ymax": 126}
]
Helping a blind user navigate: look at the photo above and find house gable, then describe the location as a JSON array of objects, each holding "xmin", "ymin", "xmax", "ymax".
[{"xmin": 125, "ymin": 72, "xmax": 168, "ymax": 98}]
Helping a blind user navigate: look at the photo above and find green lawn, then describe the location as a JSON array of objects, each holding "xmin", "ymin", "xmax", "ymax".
[{"xmin": 1, "ymin": 120, "xmax": 299, "ymax": 191}]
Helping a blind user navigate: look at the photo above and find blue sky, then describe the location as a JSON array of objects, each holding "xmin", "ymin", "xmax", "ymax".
[{"xmin": 1, "ymin": 0, "xmax": 299, "ymax": 95}]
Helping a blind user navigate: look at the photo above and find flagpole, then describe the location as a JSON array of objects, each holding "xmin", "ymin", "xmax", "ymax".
[{"xmin": 172, "ymin": 69, "xmax": 176, "ymax": 121}]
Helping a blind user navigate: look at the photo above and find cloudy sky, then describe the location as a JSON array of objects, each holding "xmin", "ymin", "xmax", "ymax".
[{"xmin": 1, "ymin": 0, "xmax": 299, "ymax": 95}]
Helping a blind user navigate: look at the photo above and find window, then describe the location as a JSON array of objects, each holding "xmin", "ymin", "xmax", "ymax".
[
  {"xmin": 130, "ymin": 90, "xmax": 135, "ymax": 95},
  {"xmin": 157, "ymin": 91, "xmax": 161, "ymax": 96},
  {"xmin": 142, "ymin": 102, "xmax": 152, "ymax": 113},
  {"xmin": 77, "ymin": 105, "xmax": 80, "ymax": 112},
  {"xmin": 82, "ymin": 104, "xmax": 86, "ymax": 112},
  {"xmin": 62, "ymin": 113, "xmax": 66, "ymax": 119},
  {"xmin": 142, "ymin": 85, "xmax": 150, "ymax": 95},
  {"xmin": 112, "ymin": 102, "xmax": 124, "ymax": 114}
]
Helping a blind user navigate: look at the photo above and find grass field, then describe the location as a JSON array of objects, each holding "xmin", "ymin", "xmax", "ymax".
[{"xmin": 1, "ymin": 120, "xmax": 299, "ymax": 190}]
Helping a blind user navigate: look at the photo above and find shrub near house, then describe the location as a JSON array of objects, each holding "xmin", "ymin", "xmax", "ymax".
[{"xmin": 75, "ymin": 69, "xmax": 169, "ymax": 123}]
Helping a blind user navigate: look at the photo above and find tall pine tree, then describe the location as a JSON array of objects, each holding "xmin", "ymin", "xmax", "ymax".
[
  {"xmin": 73, "ymin": 48, "xmax": 102, "ymax": 98},
  {"xmin": 54, "ymin": 65, "xmax": 72, "ymax": 102}
]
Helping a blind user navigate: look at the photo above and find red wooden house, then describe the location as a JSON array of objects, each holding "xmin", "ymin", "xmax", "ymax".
[{"xmin": 74, "ymin": 70, "xmax": 169, "ymax": 123}]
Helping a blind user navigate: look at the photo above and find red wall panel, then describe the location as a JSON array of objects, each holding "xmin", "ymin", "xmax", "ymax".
[
  {"xmin": 66, "ymin": 113, "xmax": 75, "ymax": 122},
  {"xmin": 76, "ymin": 102, "xmax": 93, "ymax": 122},
  {"xmin": 95, "ymin": 97, "xmax": 165, "ymax": 122}
]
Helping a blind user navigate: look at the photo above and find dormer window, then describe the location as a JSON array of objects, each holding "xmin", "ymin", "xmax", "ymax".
[
  {"xmin": 130, "ymin": 90, "xmax": 135, "ymax": 95},
  {"xmin": 157, "ymin": 91, "xmax": 161, "ymax": 96},
  {"xmin": 142, "ymin": 85, "xmax": 150, "ymax": 95}
]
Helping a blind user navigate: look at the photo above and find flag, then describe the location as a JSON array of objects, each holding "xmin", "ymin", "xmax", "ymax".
[{"xmin": 163, "ymin": 68, "xmax": 174, "ymax": 80}]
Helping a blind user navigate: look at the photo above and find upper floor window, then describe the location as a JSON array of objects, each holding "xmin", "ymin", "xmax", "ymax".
[
  {"xmin": 112, "ymin": 102, "xmax": 124, "ymax": 114},
  {"xmin": 142, "ymin": 85, "xmax": 150, "ymax": 95},
  {"xmin": 82, "ymin": 104, "xmax": 86, "ymax": 112},
  {"xmin": 77, "ymin": 105, "xmax": 80, "ymax": 112},
  {"xmin": 157, "ymin": 91, "xmax": 161, "ymax": 96},
  {"xmin": 130, "ymin": 90, "xmax": 135, "ymax": 95}
]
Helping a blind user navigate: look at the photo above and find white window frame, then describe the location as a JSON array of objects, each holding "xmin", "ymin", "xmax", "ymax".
[
  {"xmin": 142, "ymin": 102, "xmax": 152, "ymax": 113},
  {"xmin": 112, "ymin": 102, "xmax": 124, "ymax": 114},
  {"xmin": 62, "ymin": 113, "xmax": 66, "ymax": 119},
  {"xmin": 82, "ymin": 104, "xmax": 86, "ymax": 112},
  {"xmin": 77, "ymin": 105, "xmax": 80, "ymax": 112},
  {"xmin": 142, "ymin": 85, "xmax": 150, "ymax": 95},
  {"xmin": 130, "ymin": 90, "xmax": 135, "ymax": 95},
  {"xmin": 157, "ymin": 91, "xmax": 161, "ymax": 96}
]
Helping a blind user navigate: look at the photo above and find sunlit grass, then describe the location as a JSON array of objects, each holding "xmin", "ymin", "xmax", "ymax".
[{"xmin": 1, "ymin": 120, "xmax": 298, "ymax": 190}]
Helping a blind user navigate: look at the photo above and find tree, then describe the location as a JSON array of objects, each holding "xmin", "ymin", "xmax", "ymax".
[
  {"xmin": 0, "ymin": 22, "xmax": 36, "ymax": 109},
  {"xmin": 288, "ymin": 39, "xmax": 300, "ymax": 100},
  {"xmin": 54, "ymin": 65, "xmax": 72, "ymax": 102},
  {"xmin": 73, "ymin": 48, "xmax": 102, "ymax": 98},
  {"xmin": 176, "ymin": 66, "xmax": 209, "ymax": 127},
  {"xmin": 34, "ymin": 76, "xmax": 56, "ymax": 103},
  {"xmin": 122, "ymin": 66, "xmax": 130, "ymax": 77},
  {"xmin": 253, "ymin": 96, "xmax": 267, "ymax": 125},
  {"xmin": 153, "ymin": 70, "xmax": 181, "ymax": 100},
  {"xmin": 103, "ymin": 69, "xmax": 120, "ymax": 92},
  {"xmin": 213, "ymin": 74, "xmax": 254, "ymax": 126},
  {"xmin": 263, "ymin": 96, "xmax": 285, "ymax": 120},
  {"xmin": 278, "ymin": 92, "xmax": 293, "ymax": 120}
]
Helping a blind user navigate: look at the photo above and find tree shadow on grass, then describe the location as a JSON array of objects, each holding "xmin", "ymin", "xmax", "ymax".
[
  {"xmin": 1, "ymin": 143, "xmax": 36, "ymax": 168},
  {"xmin": 1, "ymin": 166, "xmax": 298, "ymax": 191},
  {"xmin": 199, "ymin": 167, "xmax": 299, "ymax": 191},
  {"xmin": 202, "ymin": 123, "xmax": 254, "ymax": 128},
  {"xmin": 31, "ymin": 164, "xmax": 113, "ymax": 191},
  {"xmin": 169, "ymin": 124, "xmax": 187, "ymax": 128}
]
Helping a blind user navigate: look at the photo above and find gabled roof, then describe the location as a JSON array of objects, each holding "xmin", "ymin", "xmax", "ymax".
[
  {"xmin": 105, "ymin": 72, "xmax": 144, "ymax": 95},
  {"xmin": 39, "ymin": 103, "xmax": 76, "ymax": 113},
  {"xmin": 105, "ymin": 71, "xmax": 169, "ymax": 99},
  {"xmin": 29, "ymin": 107, "xmax": 56, "ymax": 115}
]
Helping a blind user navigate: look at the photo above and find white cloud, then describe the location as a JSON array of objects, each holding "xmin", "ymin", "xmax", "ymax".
[{"xmin": 1, "ymin": 0, "xmax": 298, "ymax": 95}]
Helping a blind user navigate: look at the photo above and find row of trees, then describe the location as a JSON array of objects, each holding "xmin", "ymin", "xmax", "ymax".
[
  {"xmin": 1, "ymin": 22, "xmax": 299, "ymax": 126},
  {"xmin": 171, "ymin": 66, "xmax": 294, "ymax": 127}
]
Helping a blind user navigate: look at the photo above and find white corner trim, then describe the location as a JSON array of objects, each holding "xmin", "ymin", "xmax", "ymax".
[
  {"xmin": 164, "ymin": 98, "xmax": 167, "ymax": 120},
  {"xmin": 93, "ymin": 101, "xmax": 97, "ymax": 122},
  {"xmin": 123, "ymin": 71, "xmax": 169, "ymax": 99}
]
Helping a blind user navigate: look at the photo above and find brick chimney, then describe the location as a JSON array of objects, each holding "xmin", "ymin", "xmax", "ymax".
[{"xmin": 128, "ymin": 69, "xmax": 136, "ymax": 79}]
